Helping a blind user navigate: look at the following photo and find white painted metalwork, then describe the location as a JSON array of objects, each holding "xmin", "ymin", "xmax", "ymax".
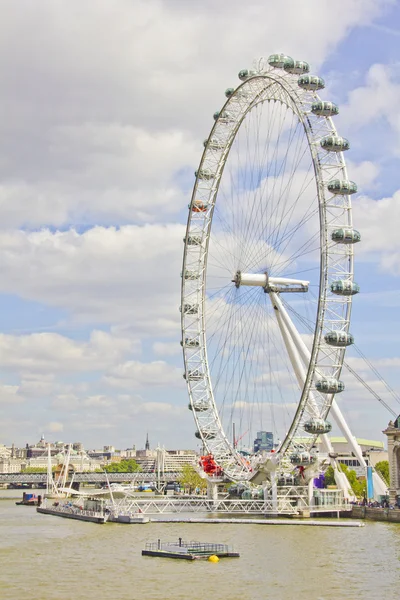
[
  {"xmin": 104, "ymin": 489, "xmax": 346, "ymax": 516},
  {"xmin": 181, "ymin": 55, "xmax": 357, "ymax": 485}
]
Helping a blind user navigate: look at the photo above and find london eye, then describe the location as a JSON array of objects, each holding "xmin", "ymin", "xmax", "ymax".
[{"xmin": 181, "ymin": 54, "xmax": 362, "ymax": 492}]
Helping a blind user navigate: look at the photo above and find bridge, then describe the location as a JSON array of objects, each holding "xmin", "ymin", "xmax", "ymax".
[{"xmin": 0, "ymin": 472, "xmax": 181, "ymax": 485}]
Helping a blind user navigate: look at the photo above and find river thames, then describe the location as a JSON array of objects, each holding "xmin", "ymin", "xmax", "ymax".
[{"xmin": 1, "ymin": 492, "xmax": 399, "ymax": 600}]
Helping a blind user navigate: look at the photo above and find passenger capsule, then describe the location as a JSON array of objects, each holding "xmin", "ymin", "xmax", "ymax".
[
  {"xmin": 180, "ymin": 304, "xmax": 198, "ymax": 315},
  {"xmin": 190, "ymin": 200, "xmax": 209, "ymax": 213},
  {"xmin": 278, "ymin": 474, "xmax": 297, "ymax": 486},
  {"xmin": 311, "ymin": 101, "xmax": 339, "ymax": 117},
  {"xmin": 268, "ymin": 54, "xmax": 293, "ymax": 69},
  {"xmin": 180, "ymin": 337, "xmax": 200, "ymax": 348},
  {"xmin": 330, "ymin": 280, "xmax": 360, "ymax": 296},
  {"xmin": 204, "ymin": 138, "xmax": 225, "ymax": 150},
  {"xmin": 298, "ymin": 75, "xmax": 325, "ymax": 90},
  {"xmin": 195, "ymin": 168, "xmax": 215, "ymax": 180},
  {"xmin": 303, "ymin": 418, "xmax": 332, "ymax": 435},
  {"xmin": 182, "ymin": 270, "xmax": 200, "ymax": 280},
  {"xmin": 213, "ymin": 110, "xmax": 235, "ymax": 123},
  {"xmin": 184, "ymin": 369, "xmax": 204, "ymax": 381},
  {"xmin": 290, "ymin": 451, "xmax": 317, "ymax": 466},
  {"xmin": 324, "ymin": 331, "xmax": 354, "ymax": 347},
  {"xmin": 225, "ymin": 87, "xmax": 235, "ymax": 97},
  {"xmin": 283, "ymin": 59, "xmax": 310, "ymax": 74},
  {"xmin": 195, "ymin": 430, "xmax": 216, "ymax": 440},
  {"xmin": 184, "ymin": 235, "xmax": 202, "ymax": 246},
  {"xmin": 188, "ymin": 401, "xmax": 209, "ymax": 412},
  {"xmin": 238, "ymin": 69, "xmax": 256, "ymax": 81},
  {"xmin": 331, "ymin": 228, "xmax": 361, "ymax": 244},
  {"xmin": 315, "ymin": 378, "xmax": 345, "ymax": 394},
  {"xmin": 327, "ymin": 180, "xmax": 357, "ymax": 195},
  {"xmin": 320, "ymin": 136, "xmax": 350, "ymax": 152}
]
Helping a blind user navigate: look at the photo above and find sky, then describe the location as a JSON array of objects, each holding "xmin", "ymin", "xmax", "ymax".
[{"xmin": 1, "ymin": 0, "xmax": 400, "ymax": 451}]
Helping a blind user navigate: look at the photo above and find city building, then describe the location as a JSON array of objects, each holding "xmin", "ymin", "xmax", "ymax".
[
  {"xmin": 253, "ymin": 431, "xmax": 274, "ymax": 453},
  {"xmin": 314, "ymin": 437, "xmax": 387, "ymax": 477}
]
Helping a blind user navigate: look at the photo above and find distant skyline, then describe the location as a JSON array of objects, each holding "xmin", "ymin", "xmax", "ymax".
[{"xmin": 1, "ymin": 1, "xmax": 400, "ymax": 448}]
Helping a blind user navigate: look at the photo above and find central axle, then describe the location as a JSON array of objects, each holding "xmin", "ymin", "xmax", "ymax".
[{"xmin": 232, "ymin": 271, "xmax": 309, "ymax": 293}]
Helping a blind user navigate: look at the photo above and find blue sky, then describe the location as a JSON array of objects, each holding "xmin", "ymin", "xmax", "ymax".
[{"xmin": 0, "ymin": 0, "xmax": 400, "ymax": 450}]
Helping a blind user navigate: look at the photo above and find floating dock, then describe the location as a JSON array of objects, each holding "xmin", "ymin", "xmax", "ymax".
[
  {"xmin": 151, "ymin": 517, "xmax": 364, "ymax": 527},
  {"xmin": 142, "ymin": 539, "xmax": 239, "ymax": 560},
  {"xmin": 37, "ymin": 506, "xmax": 107, "ymax": 524}
]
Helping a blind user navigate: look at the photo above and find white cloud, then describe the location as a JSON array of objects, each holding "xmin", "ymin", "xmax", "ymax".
[
  {"xmin": 0, "ymin": 383, "xmax": 24, "ymax": 404},
  {"xmin": 0, "ymin": 329, "xmax": 138, "ymax": 373},
  {"xmin": 46, "ymin": 421, "xmax": 64, "ymax": 434},
  {"xmin": 352, "ymin": 191, "xmax": 400, "ymax": 274},
  {"xmin": 0, "ymin": 0, "xmax": 396, "ymax": 448},
  {"xmin": 0, "ymin": 224, "xmax": 184, "ymax": 329},
  {"xmin": 153, "ymin": 341, "xmax": 181, "ymax": 357},
  {"xmin": 104, "ymin": 360, "xmax": 183, "ymax": 389},
  {"xmin": 339, "ymin": 63, "xmax": 400, "ymax": 142}
]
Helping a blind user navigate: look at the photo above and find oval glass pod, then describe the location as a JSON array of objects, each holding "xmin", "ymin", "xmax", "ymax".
[
  {"xmin": 315, "ymin": 378, "xmax": 345, "ymax": 393},
  {"xmin": 195, "ymin": 168, "xmax": 215, "ymax": 180},
  {"xmin": 330, "ymin": 280, "xmax": 360, "ymax": 296},
  {"xmin": 324, "ymin": 331, "xmax": 354, "ymax": 347},
  {"xmin": 195, "ymin": 430, "xmax": 216, "ymax": 440},
  {"xmin": 268, "ymin": 53, "xmax": 293, "ymax": 68},
  {"xmin": 180, "ymin": 304, "xmax": 198, "ymax": 315},
  {"xmin": 298, "ymin": 75, "xmax": 325, "ymax": 90},
  {"xmin": 182, "ymin": 269, "xmax": 200, "ymax": 279},
  {"xmin": 238, "ymin": 69, "xmax": 256, "ymax": 81},
  {"xmin": 304, "ymin": 418, "xmax": 332, "ymax": 435},
  {"xmin": 204, "ymin": 137, "xmax": 225, "ymax": 150},
  {"xmin": 283, "ymin": 59, "xmax": 310, "ymax": 74},
  {"xmin": 320, "ymin": 136, "xmax": 350, "ymax": 152},
  {"xmin": 311, "ymin": 101, "xmax": 339, "ymax": 117},
  {"xmin": 327, "ymin": 180, "xmax": 357, "ymax": 195},
  {"xmin": 190, "ymin": 200, "xmax": 209, "ymax": 213},
  {"xmin": 290, "ymin": 451, "xmax": 317, "ymax": 466},
  {"xmin": 181, "ymin": 337, "xmax": 200, "ymax": 348},
  {"xmin": 188, "ymin": 402, "xmax": 209, "ymax": 412},
  {"xmin": 331, "ymin": 228, "xmax": 361, "ymax": 244},
  {"xmin": 184, "ymin": 235, "xmax": 202, "ymax": 246}
]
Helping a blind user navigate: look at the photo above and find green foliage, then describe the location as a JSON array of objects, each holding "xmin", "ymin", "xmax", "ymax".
[
  {"xmin": 178, "ymin": 464, "xmax": 207, "ymax": 494},
  {"xmin": 324, "ymin": 463, "xmax": 366, "ymax": 498},
  {"xmin": 374, "ymin": 460, "xmax": 390, "ymax": 486},
  {"xmin": 21, "ymin": 466, "xmax": 56, "ymax": 473},
  {"xmin": 101, "ymin": 459, "xmax": 141, "ymax": 473}
]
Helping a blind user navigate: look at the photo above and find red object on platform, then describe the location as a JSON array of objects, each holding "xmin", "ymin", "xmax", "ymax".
[{"xmin": 200, "ymin": 454, "xmax": 223, "ymax": 476}]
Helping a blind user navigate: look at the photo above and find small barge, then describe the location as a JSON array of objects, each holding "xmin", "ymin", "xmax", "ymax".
[
  {"xmin": 37, "ymin": 504, "xmax": 107, "ymax": 523},
  {"xmin": 37, "ymin": 498, "xmax": 108, "ymax": 524},
  {"xmin": 142, "ymin": 539, "xmax": 239, "ymax": 560},
  {"xmin": 16, "ymin": 492, "xmax": 42, "ymax": 506}
]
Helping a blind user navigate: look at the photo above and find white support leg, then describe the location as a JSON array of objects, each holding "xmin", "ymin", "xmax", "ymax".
[
  {"xmin": 207, "ymin": 479, "xmax": 219, "ymax": 507},
  {"xmin": 270, "ymin": 292, "xmax": 354, "ymax": 500},
  {"xmin": 272, "ymin": 292, "xmax": 386, "ymax": 499}
]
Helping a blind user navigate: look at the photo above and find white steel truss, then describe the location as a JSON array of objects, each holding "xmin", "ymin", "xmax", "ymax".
[{"xmin": 181, "ymin": 56, "xmax": 356, "ymax": 483}]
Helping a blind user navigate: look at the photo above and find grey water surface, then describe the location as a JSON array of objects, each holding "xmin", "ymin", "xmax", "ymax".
[{"xmin": 1, "ymin": 492, "xmax": 399, "ymax": 600}]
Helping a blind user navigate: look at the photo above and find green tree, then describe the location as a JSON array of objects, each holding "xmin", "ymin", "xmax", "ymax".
[
  {"xmin": 324, "ymin": 463, "xmax": 366, "ymax": 498},
  {"xmin": 21, "ymin": 466, "xmax": 56, "ymax": 473},
  {"xmin": 374, "ymin": 460, "xmax": 390, "ymax": 486},
  {"xmin": 101, "ymin": 459, "xmax": 141, "ymax": 473},
  {"xmin": 178, "ymin": 464, "xmax": 207, "ymax": 494}
]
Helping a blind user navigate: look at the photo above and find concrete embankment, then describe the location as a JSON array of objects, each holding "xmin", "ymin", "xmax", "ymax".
[{"xmin": 350, "ymin": 506, "xmax": 400, "ymax": 523}]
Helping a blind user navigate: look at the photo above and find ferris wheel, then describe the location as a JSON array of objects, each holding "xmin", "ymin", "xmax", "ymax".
[{"xmin": 180, "ymin": 54, "xmax": 360, "ymax": 484}]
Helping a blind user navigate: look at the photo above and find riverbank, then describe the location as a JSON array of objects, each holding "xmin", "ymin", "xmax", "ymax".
[{"xmin": 350, "ymin": 505, "xmax": 400, "ymax": 523}]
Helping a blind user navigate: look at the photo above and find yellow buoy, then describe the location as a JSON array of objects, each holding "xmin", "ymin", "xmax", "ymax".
[{"xmin": 208, "ymin": 555, "xmax": 219, "ymax": 563}]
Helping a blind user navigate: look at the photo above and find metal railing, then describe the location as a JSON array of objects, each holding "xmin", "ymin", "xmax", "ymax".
[{"xmin": 0, "ymin": 471, "xmax": 181, "ymax": 484}]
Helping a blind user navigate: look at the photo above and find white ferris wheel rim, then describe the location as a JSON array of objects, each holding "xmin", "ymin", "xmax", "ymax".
[{"xmin": 181, "ymin": 57, "xmax": 357, "ymax": 482}]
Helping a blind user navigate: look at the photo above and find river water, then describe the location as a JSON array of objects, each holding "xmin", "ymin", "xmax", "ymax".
[{"xmin": 1, "ymin": 491, "xmax": 399, "ymax": 600}]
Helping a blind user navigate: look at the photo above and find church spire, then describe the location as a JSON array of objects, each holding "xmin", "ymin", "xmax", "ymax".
[{"xmin": 145, "ymin": 433, "xmax": 150, "ymax": 451}]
